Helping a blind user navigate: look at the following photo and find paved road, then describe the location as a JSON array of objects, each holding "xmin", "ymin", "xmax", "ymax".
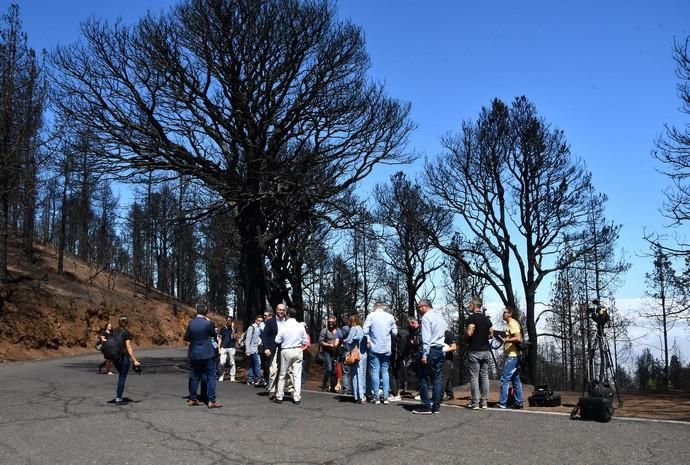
[{"xmin": 1, "ymin": 349, "xmax": 688, "ymax": 465}]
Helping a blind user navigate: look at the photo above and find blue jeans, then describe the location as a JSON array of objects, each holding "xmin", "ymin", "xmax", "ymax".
[
  {"xmin": 349, "ymin": 356, "xmax": 367, "ymax": 401},
  {"xmin": 321, "ymin": 351, "xmax": 335, "ymax": 389},
  {"xmin": 113, "ymin": 356, "xmax": 130, "ymax": 399},
  {"xmin": 248, "ymin": 353, "xmax": 262, "ymax": 383},
  {"xmin": 417, "ymin": 347, "xmax": 443, "ymax": 410},
  {"xmin": 468, "ymin": 350, "xmax": 491, "ymax": 404},
  {"xmin": 498, "ymin": 356, "xmax": 524, "ymax": 406},
  {"xmin": 301, "ymin": 356, "xmax": 309, "ymax": 387},
  {"xmin": 369, "ymin": 352, "xmax": 390, "ymax": 401},
  {"xmin": 189, "ymin": 357, "xmax": 217, "ymax": 403}
]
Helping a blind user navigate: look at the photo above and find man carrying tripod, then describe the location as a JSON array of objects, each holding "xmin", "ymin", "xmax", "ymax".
[{"xmin": 496, "ymin": 307, "xmax": 524, "ymax": 410}]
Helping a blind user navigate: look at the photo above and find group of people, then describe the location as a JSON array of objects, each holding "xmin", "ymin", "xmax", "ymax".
[
  {"xmin": 237, "ymin": 303, "xmax": 310, "ymax": 404},
  {"xmin": 317, "ymin": 297, "xmax": 524, "ymax": 414},
  {"xmin": 96, "ymin": 296, "xmax": 525, "ymax": 414},
  {"xmin": 312, "ymin": 300, "xmax": 458, "ymax": 413}
]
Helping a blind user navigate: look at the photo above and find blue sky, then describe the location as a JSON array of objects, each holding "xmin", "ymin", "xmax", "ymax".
[{"xmin": 8, "ymin": 0, "xmax": 690, "ymax": 357}]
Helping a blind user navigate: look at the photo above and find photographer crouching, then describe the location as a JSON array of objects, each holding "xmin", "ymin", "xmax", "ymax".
[{"xmin": 495, "ymin": 307, "xmax": 524, "ymax": 409}]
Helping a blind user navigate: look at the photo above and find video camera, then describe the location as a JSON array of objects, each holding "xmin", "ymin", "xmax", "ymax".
[{"xmin": 588, "ymin": 300, "xmax": 609, "ymax": 326}]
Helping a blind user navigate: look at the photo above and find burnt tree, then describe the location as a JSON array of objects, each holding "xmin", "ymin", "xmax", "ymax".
[{"xmin": 51, "ymin": 0, "xmax": 412, "ymax": 323}]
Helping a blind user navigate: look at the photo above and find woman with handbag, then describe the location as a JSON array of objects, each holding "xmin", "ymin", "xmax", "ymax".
[{"xmin": 344, "ymin": 313, "xmax": 367, "ymax": 404}]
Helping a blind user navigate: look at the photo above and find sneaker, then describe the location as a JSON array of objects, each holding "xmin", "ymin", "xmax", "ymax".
[
  {"xmin": 432, "ymin": 409, "xmax": 440, "ymax": 414},
  {"xmin": 374, "ymin": 400, "xmax": 381, "ymax": 405},
  {"xmin": 293, "ymin": 400, "xmax": 301, "ymax": 405},
  {"xmin": 230, "ymin": 377, "xmax": 236, "ymax": 382},
  {"xmin": 218, "ymin": 375, "xmax": 224, "ymax": 382},
  {"xmin": 382, "ymin": 400, "xmax": 390, "ymax": 405},
  {"xmin": 106, "ymin": 372, "xmax": 114, "ymax": 376},
  {"xmin": 414, "ymin": 394, "xmax": 421, "ymax": 401},
  {"xmin": 412, "ymin": 408, "xmax": 432, "ymax": 415},
  {"xmin": 274, "ymin": 398, "xmax": 283, "ymax": 404},
  {"xmin": 388, "ymin": 395, "xmax": 401, "ymax": 402},
  {"xmin": 480, "ymin": 403, "xmax": 488, "ymax": 409},
  {"xmin": 513, "ymin": 404, "xmax": 524, "ymax": 410},
  {"xmin": 187, "ymin": 399, "xmax": 202, "ymax": 407},
  {"xmin": 207, "ymin": 402, "xmax": 223, "ymax": 409},
  {"xmin": 495, "ymin": 403, "xmax": 507, "ymax": 409},
  {"xmin": 466, "ymin": 403, "xmax": 480, "ymax": 410}
]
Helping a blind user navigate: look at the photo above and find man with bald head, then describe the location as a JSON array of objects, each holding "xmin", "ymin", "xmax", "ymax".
[{"xmin": 262, "ymin": 303, "xmax": 287, "ymax": 400}]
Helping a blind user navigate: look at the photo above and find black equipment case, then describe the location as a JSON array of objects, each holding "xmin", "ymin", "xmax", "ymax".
[
  {"xmin": 578, "ymin": 396, "xmax": 614, "ymax": 422},
  {"xmin": 528, "ymin": 384, "xmax": 561, "ymax": 407},
  {"xmin": 571, "ymin": 380, "xmax": 615, "ymax": 422}
]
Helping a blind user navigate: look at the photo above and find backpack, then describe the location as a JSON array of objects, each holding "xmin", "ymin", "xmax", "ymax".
[{"xmin": 102, "ymin": 330, "xmax": 126, "ymax": 361}]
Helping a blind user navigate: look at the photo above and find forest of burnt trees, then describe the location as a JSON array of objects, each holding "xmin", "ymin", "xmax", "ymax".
[{"xmin": 2, "ymin": 1, "xmax": 690, "ymax": 392}]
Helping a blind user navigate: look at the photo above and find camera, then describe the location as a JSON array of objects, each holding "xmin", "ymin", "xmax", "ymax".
[{"xmin": 588, "ymin": 300, "xmax": 609, "ymax": 326}]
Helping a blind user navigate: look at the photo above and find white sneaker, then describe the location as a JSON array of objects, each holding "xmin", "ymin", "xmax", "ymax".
[
  {"xmin": 218, "ymin": 375, "xmax": 224, "ymax": 382},
  {"xmin": 374, "ymin": 400, "xmax": 381, "ymax": 405},
  {"xmin": 388, "ymin": 395, "xmax": 401, "ymax": 401},
  {"xmin": 230, "ymin": 377, "xmax": 236, "ymax": 382},
  {"xmin": 414, "ymin": 394, "xmax": 421, "ymax": 401}
]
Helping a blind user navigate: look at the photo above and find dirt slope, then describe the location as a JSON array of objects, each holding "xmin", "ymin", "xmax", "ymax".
[{"xmin": 0, "ymin": 240, "xmax": 204, "ymax": 362}]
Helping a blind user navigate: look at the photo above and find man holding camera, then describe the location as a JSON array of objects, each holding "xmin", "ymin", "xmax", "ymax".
[
  {"xmin": 496, "ymin": 307, "xmax": 524, "ymax": 409},
  {"xmin": 217, "ymin": 316, "xmax": 237, "ymax": 382}
]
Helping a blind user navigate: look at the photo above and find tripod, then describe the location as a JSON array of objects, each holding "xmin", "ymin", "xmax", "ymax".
[{"xmin": 587, "ymin": 322, "xmax": 623, "ymax": 408}]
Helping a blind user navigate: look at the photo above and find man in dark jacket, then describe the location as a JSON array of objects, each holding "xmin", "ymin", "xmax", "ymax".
[
  {"xmin": 184, "ymin": 306, "xmax": 222, "ymax": 408},
  {"xmin": 394, "ymin": 322, "xmax": 411, "ymax": 395},
  {"xmin": 262, "ymin": 303, "xmax": 287, "ymax": 400}
]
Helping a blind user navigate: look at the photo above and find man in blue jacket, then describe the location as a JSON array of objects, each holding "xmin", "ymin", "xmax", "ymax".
[{"xmin": 184, "ymin": 306, "xmax": 222, "ymax": 409}]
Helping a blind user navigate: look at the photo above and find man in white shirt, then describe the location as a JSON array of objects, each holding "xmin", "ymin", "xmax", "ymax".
[
  {"xmin": 363, "ymin": 302, "xmax": 398, "ymax": 404},
  {"xmin": 274, "ymin": 307, "xmax": 308, "ymax": 405}
]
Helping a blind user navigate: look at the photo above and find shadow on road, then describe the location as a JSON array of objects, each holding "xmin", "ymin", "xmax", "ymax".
[{"xmin": 63, "ymin": 356, "xmax": 189, "ymax": 374}]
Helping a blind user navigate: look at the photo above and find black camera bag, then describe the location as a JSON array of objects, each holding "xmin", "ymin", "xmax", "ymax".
[
  {"xmin": 528, "ymin": 384, "xmax": 560, "ymax": 406},
  {"xmin": 573, "ymin": 380, "xmax": 614, "ymax": 422},
  {"xmin": 579, "ymin": 396, "xmax": 613, "ymax": 422},
  {"xmin": 528, "ymin": 394, "xmax": 561, "ymax": 407}
]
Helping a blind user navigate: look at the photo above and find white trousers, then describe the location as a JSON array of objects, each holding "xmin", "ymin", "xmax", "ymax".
[
  {"xmin": 219, "ymin": 348, "xmax": 236, "ymax": 377},
  {"xmin": 276, "ymin": 348, "xmax": 303, "ymax": 401}
]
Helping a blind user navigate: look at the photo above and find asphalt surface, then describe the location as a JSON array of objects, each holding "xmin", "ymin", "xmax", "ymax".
[{"xmin": 0, "ymin": 348, "xmax": 689, "ymax": 465}]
